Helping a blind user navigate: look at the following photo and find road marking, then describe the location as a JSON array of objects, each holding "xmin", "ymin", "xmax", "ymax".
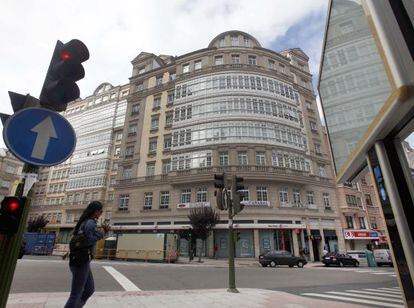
[
  {"xmin": 346, "ymin": 290, "xmax": 402, "ymax": 298},
  {"xmin": 103, "ymin": 266, "xmax": 141, "ymax": 291},
  {"xmin": 379, "ymin": 287, "xmax": 402, "ymax": 292},
  {"xmin": 365, "ymin": 288, "xmax": 401, "ymax": 295},
  {"xmin": 326, "ymin": 291, "xmax": 403, "ymax": 303},
  {"xmin": 371, "ymin": 272, "xmax": 393, "ymax": 275},
  {"xmin": 301, "ymin": 293, "xmax": 404, "ymax": 308}
]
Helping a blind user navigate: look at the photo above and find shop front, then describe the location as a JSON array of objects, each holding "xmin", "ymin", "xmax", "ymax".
[
  {"xmin": 343, "ymin": 230, "xmax": 380, "ymax": 251},
  {"xmin": 258, "ymin": 229, "xmax": 294, "ymax": 255},
  {"xmin": 214, "ymin": 230, "xmax": 254, "ymax": 258},
  {"xmin": 323, "ymin": 229, "xmax": 339, "ymax": 253}
]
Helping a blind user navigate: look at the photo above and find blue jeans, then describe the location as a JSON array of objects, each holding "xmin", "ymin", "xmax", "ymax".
[{"xmin": 64, "ymin": 262, "xmax": 95, "ymax": 308}]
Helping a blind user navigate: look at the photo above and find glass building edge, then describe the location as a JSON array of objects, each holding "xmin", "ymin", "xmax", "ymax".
[{"xmin": 317, "ymin": 0, "xmax": 395, "ymax": 181}]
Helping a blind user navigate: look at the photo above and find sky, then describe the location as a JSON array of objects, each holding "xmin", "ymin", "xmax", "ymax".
[{"xmin": 0, "ymin": 0, "xmax": 412, "ymax": 147}]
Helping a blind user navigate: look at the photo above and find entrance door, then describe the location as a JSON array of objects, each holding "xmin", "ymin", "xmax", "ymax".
[{"xmin": 312, "ymin": 240, "xmax": 320, "ymax": 261}]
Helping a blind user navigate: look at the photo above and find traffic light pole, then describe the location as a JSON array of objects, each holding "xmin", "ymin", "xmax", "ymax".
[
  {"xmin": 0, "ymin": 164, "xmax": 37, "ymax": 308},
  {"xmin": 227, "ymin": 200, "xmax": 238, "ymax": 293}
]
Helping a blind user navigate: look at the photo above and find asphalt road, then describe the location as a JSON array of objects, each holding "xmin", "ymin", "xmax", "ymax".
[{"xmin": 10, "ymin": 256, "xmax": 397, "ymax": 296}]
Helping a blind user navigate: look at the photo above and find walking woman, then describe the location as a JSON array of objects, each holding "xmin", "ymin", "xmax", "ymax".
[{"xmin": 65, "ymin": 201, "xmax": 104, "ymax": 308}]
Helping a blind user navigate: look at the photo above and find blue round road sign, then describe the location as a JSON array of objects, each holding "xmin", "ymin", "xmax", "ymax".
[{"xmin": 3, "ymin": 107, "xmax": 76, "ymax": 166}]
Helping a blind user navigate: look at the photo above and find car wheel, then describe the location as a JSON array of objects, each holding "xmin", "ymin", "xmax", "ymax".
[
  {"xmin": 297, "ymin": 261, "xmax": 304, "ymax": 268},
  {"xmin": 261, "ymin": 263, "xmax": 267, "ymax": 267},
  {"xmin": 324, "ymin": 264, "xmax": 329, "ymax": 267},
  {"xmin": 270, "ymin": 261, "xmax": 277, "ymax": 267},
  {"xmin": 354, "ymin": 262, "xmax": 359, "ymax": 267},
  {"xmin": 339, "ymin": 261, "xmax": 344, "ymax": 267}
]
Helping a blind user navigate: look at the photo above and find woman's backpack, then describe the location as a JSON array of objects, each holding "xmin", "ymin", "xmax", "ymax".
[{"xmin": 69, "ymin": 221, "xmax": 91, "ymax": 266}]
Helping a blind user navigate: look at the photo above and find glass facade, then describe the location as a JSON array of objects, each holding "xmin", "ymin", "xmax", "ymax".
[{"xmin": 319, "ymin": 0, "xmax": 392, "ymax": 172}]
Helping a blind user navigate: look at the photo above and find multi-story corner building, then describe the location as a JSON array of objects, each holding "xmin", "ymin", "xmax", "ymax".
[
  {"xmin": 336, "ymin": 173, "xmax": 388, "ymax": 251},
  {"xmin": 113, "ymin": 30, "xmax": 345, "ymax": 261},
  {"xmin": 0, "ymin": 148, "xmax": 24, "ymax": 200},
  {"xmin": 29, "ymin": 82, "xmax": 129, "ymax": 243}
]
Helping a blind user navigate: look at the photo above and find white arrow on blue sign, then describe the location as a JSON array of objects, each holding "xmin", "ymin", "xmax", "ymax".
[{"xmin": 3, "ymin": 107, "xmax": 76, "ymax": 166}]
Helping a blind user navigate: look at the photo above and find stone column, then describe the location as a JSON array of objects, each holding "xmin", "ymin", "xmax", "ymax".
[
  {"xmin": 207, "ymin": 232, "xmax": 214, "ymax": 258},
  {"xmin": 306, "ymin": 219, "xmax": 315, "ymax": 262},
  {"xmin": 253, "ymin": 229, "xmax": 260, "ymax": 258},
  {"xmin": 292, "ymin": 230, "xmax": 299, "ymax": 256}
]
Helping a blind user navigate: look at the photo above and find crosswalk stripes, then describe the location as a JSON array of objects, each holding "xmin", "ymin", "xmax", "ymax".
[
  {"xmin": 314, "ymin": 266, "xmax": 397, "ymax": 278},
  {"xmin": 301, "ymin": 286, "xmax": 403, "ymax": 308}
]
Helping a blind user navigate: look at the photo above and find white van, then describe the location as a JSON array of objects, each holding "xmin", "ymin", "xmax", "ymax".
[
  {"xmin": 347, "ymin": 250, "xmax": 368, "ymax": 266},
  {"xmin": 374, "ymin": 249, "xmax": 393, "ymax": 267}
]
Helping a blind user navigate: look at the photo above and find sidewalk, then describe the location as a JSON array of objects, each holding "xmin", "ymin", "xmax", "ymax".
[
  {"xmin": 7, "ymin": 288, "xmax": 366, "ymax": 308},
  {"xmin": 175, "ymin": 258, "xmax": 325, "ymax": 268}
]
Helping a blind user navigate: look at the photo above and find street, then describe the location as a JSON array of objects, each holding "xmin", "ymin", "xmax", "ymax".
[{"xmin": 8, "ymin": 256, "xmax": 402, "ymax": 307}]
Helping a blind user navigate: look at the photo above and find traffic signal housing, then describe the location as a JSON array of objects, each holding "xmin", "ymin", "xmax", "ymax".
[
  {"xmin": 215, "ymin": 189, "xmax": 224, "ymax": 210},
  {"xmin": 39, "ymin": 39, "xmax": 89, "ymax": 111},
  {"xmin": 214, "ymin": 173, "xmax": 225, "ymax": 189},
  {"xmin": 0, "ymin": 197, "xmax": 26, "ymax": 234},
  {"xmin": 232, "ymin": 176, "xmax": 245, "ymax": 215}
]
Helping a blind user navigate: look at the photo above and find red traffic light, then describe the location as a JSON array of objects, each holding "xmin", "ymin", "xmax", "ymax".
[
  {"xmin": 2, "ymin": 197, "xmax": 20, "ymax": 213},
  {"xmin": 61, "ymin": 52, "xmax": 71, "ymax": 60}
]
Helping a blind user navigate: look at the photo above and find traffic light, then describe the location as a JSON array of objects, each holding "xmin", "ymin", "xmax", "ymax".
[
  {"xmin": 232, "ymin": 176, "xmax": 245, "ymax": 215},
  {"xmin": 39, "ymin": 39, "xmax": 89, "ymax": 111},
  {"xmin": 215, "ymin": 189, "xmax": 224, "ymax": 210},
  {"xmin": 0, "ymin": 197, "xmax": 26, "ymax": 234},
  {"xmin": 234, "ymin": 231, "xmax": 241, "ymax": 242},
  {"xmin": 214, "ymin": 173, "xmax": 225, "ymax": 189}
]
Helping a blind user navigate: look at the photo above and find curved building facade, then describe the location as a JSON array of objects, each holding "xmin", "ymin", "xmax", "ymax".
[{"xmin": 114, "ymin": 31, "xmax": 345, "ymax": 260}]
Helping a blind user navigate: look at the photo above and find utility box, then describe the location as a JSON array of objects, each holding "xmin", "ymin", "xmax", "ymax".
[{"xmin": 365, "ymin": 250, "xmax": 377, "ymax": 267}]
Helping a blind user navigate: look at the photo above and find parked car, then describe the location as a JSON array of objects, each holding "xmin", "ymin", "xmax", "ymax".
[
  {"xmin": 259, "ymin": 250, "xmax": 307, "ymax": 268},
  {"xmin": 321, "ymin": 252, "xmax": 359, "ymax": 267},
  {"xmin": 374, "ymin": 249, "xmax": 393, "ymax": 267}
]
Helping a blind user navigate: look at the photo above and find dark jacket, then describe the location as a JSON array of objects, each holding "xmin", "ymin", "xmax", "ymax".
[{"xmin": 80, "ymin": 218, "xmax": 103, "ymax": 256}]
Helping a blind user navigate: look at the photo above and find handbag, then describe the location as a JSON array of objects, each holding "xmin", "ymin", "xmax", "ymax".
[{"xmin": 69, "ymin": 222, "xmax": 91, "ymax": 267}]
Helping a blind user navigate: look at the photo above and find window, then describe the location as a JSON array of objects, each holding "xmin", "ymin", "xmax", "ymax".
[
  {"xmin": 123, "ymin": 166, "xmax": 132, "ymax": 179},
  {"xmin": 310, "ymin": 121, "xmax": 317, "ymax": 132},
  {"xmin": 156, "ymin": 76, "xmax": 163, "ymax": 86},
  {"xmin": 323, "ymin": 193, "xmax": 331, "ymax": 209},
  {"xmin": 318, "ymin": 165, "xmax": 326, "ymax": 177},
  {"xmin": 256, "ymin": 186, "xmax": 268, "ymax": 202},
  {"xmin": 256, "ymin": 152, "xmax": 266, "ymax": 165},
  {"xmin": 293, "ymin": 189, "xmax": 301, "ymax": 206},
  {"xmin": 195, "ymin": 60, "xmax": 202, "ymax": 70},
  {"xmin": 118, "ymin": 194, "xmax": 129, "ymax": 211},
  {"xmin": 371, "ymin": 221, "xmax": 378, "ymax": 229},
  {"xmin": 307, "ymin": 191, "xmax": 315, "ymax": 206},
  {"xmin": 136, "ymin": 83, "xmax": 144, "ymax": 91},
  {"xmin": 151, "ymin": 117, "xmax": 159, "ymax": 130},
  {"xmin": 162, "ymin": 160, "xmax": 171, "ymax": 174},
  {"xmin": 128, "ymin": 124, "xmax": 137, "ymax": 136},
  {"xmin": 365, "ymin": 194, "xmax": 372, "ymax": 206},
  {"xmin": 196, "ymin": 187, "xmax": 207, "ymax": 202},
  {"xmin": 231, "ymin": 35, "xmax": 239, "ymax": 46},
  {"xmin": 219, "ymin": 151, "xmax": 229, "ymax": 166},
  {"xmin": 160, "ymin": 191, "xmax": 169, "ymax": 209},
  {"xmin": 359, "ymin": 217, "xmax": 367, "ymax": 229},
  {"xmin": 162, "ymin": 136, "xmax": 171, "ymax": 151},
  {"xmin": 232, "ymin": 54, "xmax": 240, "ymax": 64},
  {"xmin": 248, "ymin": 55, "xmax": 256, "ymax": 65},
  {"xmin": 108, "ymin": 192, "xmax": 114, "ymax": 201},
  {"xmin": 114, "ymin": 147, "xmax": 121, "ymax": 157},
  {"xmin": 238, "ymin": 151, "xmax": 248, "ymax": 165},
  {"xmin": 149, "ymin": 139, "xmax": 157, "ymax": 153},
  {"xmin": 182, "ymin": 64, "xmax": 190, "ymax": 73},
  {"xmin": 138, "ymin": 68, "xmax": 145, "ymax": 74},
  {"xmin": 346, "ymin": 194, "xmax": 359, "ymax": 208},
  {"xmin": 1, "ymin": 181, "xmax": 10, "ymax": 189},
  {"xmin": 268, "ymin": 60, "xmax": 275, "ymax": 69},
  {"xmin": 215, "ymin": 56, "xmax": 223, "ymax": 65},
  {"xmin": 146, "ymin": 162, "xmax": 155, "ymax": 176},
  {"xmin": 144, "ymin": 192, "xmax": 153, "ymax": 210},
  {"xmin": 181, "ymin": 189, "xmax": 191, "ymax": 203},
  {"xmin": 279, "ymin": 187, "xmax": 289, "ymax": 204},
  {"xmin": 306, "ymin": 101, "xmax": 312, "ymax": 110},
  {"xmin": 244, "ymin": 37, "xmax": 251, "ymax": 47},
  {"xmin": 167, "ymin": 93, "xmax": 174, "ymax": 104},
  {"xmin": 346, "ymin": 216, "xmax": 354, "ymax": 229},
  {"xmin": 153, "ymin": 97, "xmax": 161, "ymax": 109},
  {"xmin": 112, "ymin": 162, "xmax": 119, "ymax": 171},
  {"xmin": 314, "ymin": 143, "xmax": 322, "ymax": 155},
  {"xmin": 165, "ymin": 113, "xmax": 173, "ymax": 127},
  {"xmin": 5, "ymin": 165, "xmax": 16, "ymax": 174},
  {"xmin": 239, "ymin": 189, "xmax": 250, "ymax": 201},
  {"xmin": 125, "ymin": 146, "xmax": 134, "ymax": 158}
]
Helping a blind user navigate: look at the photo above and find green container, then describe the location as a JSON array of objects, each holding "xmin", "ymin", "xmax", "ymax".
[{"xmin": 365, "ymin": 250, "xmax": 377, "ymax": 267}]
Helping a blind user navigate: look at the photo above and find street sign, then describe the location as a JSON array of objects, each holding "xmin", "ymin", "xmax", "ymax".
[{"xmin": 3, "ymin": 107, "xmax": 76, "ymax": 166}]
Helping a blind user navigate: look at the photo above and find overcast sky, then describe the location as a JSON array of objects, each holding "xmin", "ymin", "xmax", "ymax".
[{"xmin": 1, "ymin": 0, "xmax": 413, "ymax": 147}]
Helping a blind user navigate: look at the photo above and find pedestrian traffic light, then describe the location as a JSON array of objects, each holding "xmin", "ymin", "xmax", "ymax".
[
  {"xmin": 234, "ymin": 231, "xmax": 241, "ymax": 242},
  {"xmin": 234, "ymin": 176, "xmax": 244, "ymax": 191},
  {"xmin": 0, "ymin": 197, "xmax": 26, "ymax": 234},
  {"xmin": 214, "ymin": 173, "xmax": 225, "ymax": 189},
  {"xmin": 39, "ymin": 39, "xmax": 89, "ymax": 112}
]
